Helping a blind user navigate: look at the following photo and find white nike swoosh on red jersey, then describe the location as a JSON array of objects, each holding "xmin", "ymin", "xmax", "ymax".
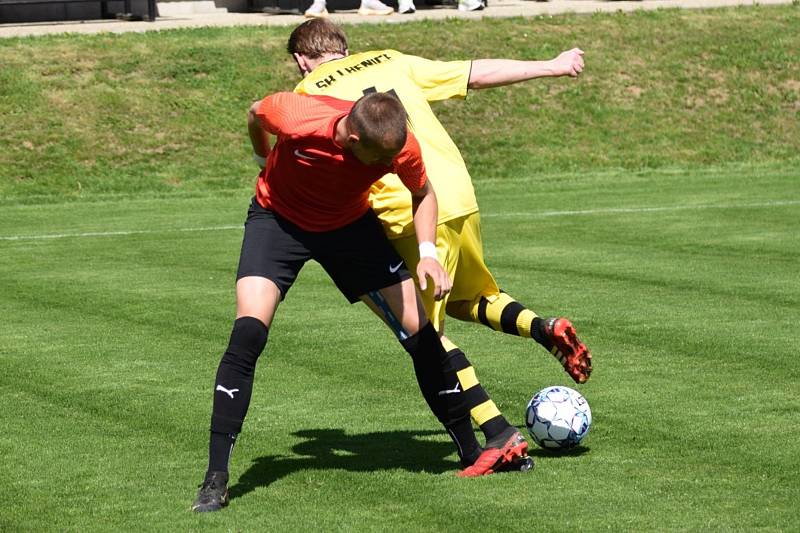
[{"xmin": 294, "ymin": 149, "xmax": 319, "ymax": 161}]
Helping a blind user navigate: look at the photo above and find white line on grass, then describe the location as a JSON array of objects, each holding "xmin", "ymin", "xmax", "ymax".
[
  {"xmin": 480, "ymin": 199, "xmax": 800, "ymax": 219},
  {"xmin": 1, "ymin": 200, "xmax": 797, "ymax": 241},
  {"xmin": 0, "ymin": 225, "xmax": 242, "ymax": 241}
]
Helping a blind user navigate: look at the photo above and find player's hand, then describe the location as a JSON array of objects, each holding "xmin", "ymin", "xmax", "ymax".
[
  {"xmin": 417, "ymin": 257, "xmax": 452, "ymax": 301},
  {"xmin": 553, "ymin": 48, "xmax": 584, "ymax": 78}
]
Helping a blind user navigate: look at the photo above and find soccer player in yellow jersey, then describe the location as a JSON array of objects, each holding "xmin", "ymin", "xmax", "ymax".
[{"xmin": 281, "ymin": 19, "xmax": 592, "ymax": 476}]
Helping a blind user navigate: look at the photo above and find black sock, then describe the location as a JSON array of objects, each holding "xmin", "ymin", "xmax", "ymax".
[
  {"xmin": 446, "ymin": 418, "xmax": 482, "ymax": 467},
  {"xmin": 207, "ymin": 316, "xmax": 269, "ymax": 473},
  {"xmin": 531, "ymin": 317, "xmax": 553, "ymax": 351},
  {"xmin": 480, "ymin": 415, "xmax": 513, "ymax": 443},
  {"xmin": 207, "ymin": 431, "xmax": 237, "ymax": 474}
]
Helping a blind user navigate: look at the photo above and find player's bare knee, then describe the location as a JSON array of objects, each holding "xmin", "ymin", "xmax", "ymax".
[
  {"xmin": 364, "ymin": 289, "xmax": 413, "ymax": 340},
  {"xmin": 235, "ymin": 276, "xmax": 281, "ymax": 326}
]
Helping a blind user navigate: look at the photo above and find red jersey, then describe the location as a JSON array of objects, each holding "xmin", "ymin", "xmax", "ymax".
[{"xmin": 254, "ymin": 92, "xmax": 428, "ymax": 232}]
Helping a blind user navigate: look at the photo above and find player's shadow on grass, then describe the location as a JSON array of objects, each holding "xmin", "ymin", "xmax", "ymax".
[{"xmin": 229, "ymin": 428, "xmax": 457, "ymax": 501}]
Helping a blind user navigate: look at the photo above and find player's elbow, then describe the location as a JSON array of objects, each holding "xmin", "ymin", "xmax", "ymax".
[{"xmin": 248, "ymin": 101, "xmax": 262, "ymax": 124}]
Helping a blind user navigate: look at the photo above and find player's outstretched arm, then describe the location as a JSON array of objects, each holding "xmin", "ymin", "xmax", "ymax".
[
  {"xmin": 410, "ymin": 181, "xmax": 451, "ymax": 300},
  {"xmin": 468, "ymin": 48, "xmax": 585, "ymax": 90}
]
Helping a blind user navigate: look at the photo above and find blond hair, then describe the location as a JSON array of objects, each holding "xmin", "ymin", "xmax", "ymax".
[{"xmin": 287, "ymin": 19, "xmax": 348, "ymax": 59}]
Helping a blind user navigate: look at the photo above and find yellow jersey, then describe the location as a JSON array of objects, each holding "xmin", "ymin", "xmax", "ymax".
[{"xmin": 294, "ymin": 49, "xmax": 478, "ymax": 239}]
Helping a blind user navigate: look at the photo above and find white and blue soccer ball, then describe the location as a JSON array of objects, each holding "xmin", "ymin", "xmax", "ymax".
[{"xmin": 525, "ymin": 386, "xmax": 592, "ymax": 449}]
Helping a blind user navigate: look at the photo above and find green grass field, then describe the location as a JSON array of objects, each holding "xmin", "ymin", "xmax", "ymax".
[{"xmin": 1, "ymin": 5, "xmax": 799, "ymax": 532}]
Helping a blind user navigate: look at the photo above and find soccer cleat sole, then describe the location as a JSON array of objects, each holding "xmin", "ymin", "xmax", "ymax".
[
  {"xmin": 191, "ymin": 498, "xmax": 229, "ymax": 513},
  {"xmin": 513, "ymin": 455, "xmax": 535, "ymax": 472},
  {"xmin": 191, "ymin": 491, "xmax": 229, "ymax": 513},
  {"xmin": 517, "ymin": 456, "xmax": 536, "ymax": 472},
  {"xmin": 550, "ymin": 319, "xmax": 592, "ymax": 384},
  {"xmin": 497, "ymin": 454, "xmax": 535, "ymax": 473}
]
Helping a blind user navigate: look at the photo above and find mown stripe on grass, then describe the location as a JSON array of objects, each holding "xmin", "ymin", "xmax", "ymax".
[
  {"xmin": 0, "ymin": 224, "xmax": 241, "ymax": 241},
  {"xmin": 1, "ymin": 199, "xmax": 797, "ymax": 241},
  {"xmin": 482, "ymin": 199, "xmax": 800, "ymax": 218}
]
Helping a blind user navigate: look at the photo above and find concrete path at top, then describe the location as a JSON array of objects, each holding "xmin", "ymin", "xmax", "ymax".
[{"xmin": 0, "ymin": 0, "xmax": 793, "ymax": 39}]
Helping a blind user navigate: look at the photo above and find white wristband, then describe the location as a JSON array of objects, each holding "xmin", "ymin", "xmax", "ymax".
[
  {"xmin": 418, "ymin": 241, "xmax": 437, "ymax": 260},
  {"xmin": 253, "ymin": 153, "xmax": 267, "ymax": 169}
]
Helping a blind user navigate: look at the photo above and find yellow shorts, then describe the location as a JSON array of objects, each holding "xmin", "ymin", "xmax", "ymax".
[{"xmin": 391, "ymin": 212, "xmax": 500, "ymax": 331}]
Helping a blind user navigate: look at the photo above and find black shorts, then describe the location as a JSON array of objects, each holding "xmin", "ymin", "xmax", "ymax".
[{"xmin": 236, "ymin": 197, "xmax": 412, "ymax": 303}]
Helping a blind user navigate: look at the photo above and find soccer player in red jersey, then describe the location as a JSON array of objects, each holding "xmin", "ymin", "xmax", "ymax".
[{"xmin": 192, "ymin": 92, "xmax": 529, "ymax": 513}]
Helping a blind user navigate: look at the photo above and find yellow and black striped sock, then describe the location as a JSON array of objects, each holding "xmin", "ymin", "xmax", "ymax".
[
  {"xmin": 448, "ymin": 291, "xmax": 545, "ymax": 341},
  {"xmin": 443, "ymin": 347, "xmax": 513, "ymax": 442},
  {"xmin": 400, "ymin": 324, "xmax": 482, "ymax": 464}
]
